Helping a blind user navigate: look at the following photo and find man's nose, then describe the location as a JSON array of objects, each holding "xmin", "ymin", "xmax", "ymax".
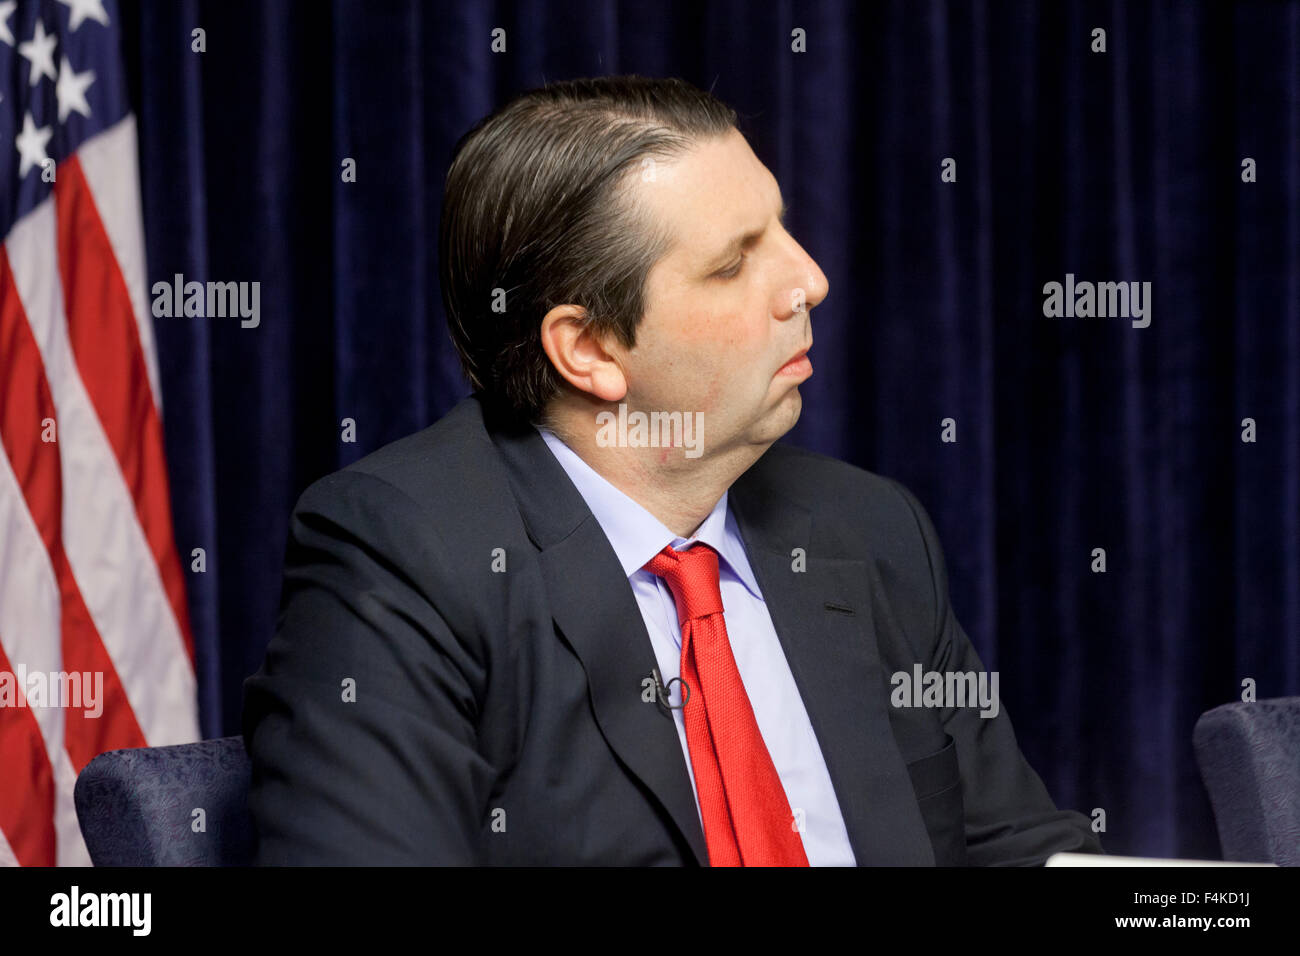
[
  {"xmin": 802, "ymin": 257, "xmax": 829, "ymax": 310},
  {"xmin": 775, "ymin": 245, "xmax": 829, "ymax": 318}
]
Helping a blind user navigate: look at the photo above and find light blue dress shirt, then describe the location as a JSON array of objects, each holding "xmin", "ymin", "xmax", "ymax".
[{"xmin": 537, "ymin": 426, "xmax": 857, "ymax": 866}]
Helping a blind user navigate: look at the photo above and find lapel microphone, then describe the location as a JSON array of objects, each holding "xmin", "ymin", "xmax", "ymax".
[{"xmin": 652, "ymin": 667, "xmax": 691, "ymax": 710}]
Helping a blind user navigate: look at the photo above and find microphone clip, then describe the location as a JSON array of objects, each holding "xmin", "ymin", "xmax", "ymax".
[{"xmin": 652, "ymin": 667, "xmax": 691, "ymax": 710}]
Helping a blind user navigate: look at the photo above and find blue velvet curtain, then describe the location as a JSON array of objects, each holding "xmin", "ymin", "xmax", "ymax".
[{"xmin": 119, "ymin": 0, "xmax": 1300, "ymax": 860}]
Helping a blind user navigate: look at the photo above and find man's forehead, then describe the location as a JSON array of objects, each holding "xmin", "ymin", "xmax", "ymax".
[{"xmin": 631, "ymin": 134, "xmax": 779, "ymax": 257}]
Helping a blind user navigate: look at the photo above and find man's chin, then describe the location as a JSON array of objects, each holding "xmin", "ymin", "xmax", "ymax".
[
  {"xmin": 747, "ymin": 387, "xmax": 803, "ymax": 446},
  {"xmin": 779, "ymin": 386, "xmax": 804, "ymax": 432}
]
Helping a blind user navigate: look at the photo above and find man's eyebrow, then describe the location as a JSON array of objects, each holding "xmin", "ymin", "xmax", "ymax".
[{"xmin": 703, "ymin": 194, "xmax": 789, "ymax": 271}]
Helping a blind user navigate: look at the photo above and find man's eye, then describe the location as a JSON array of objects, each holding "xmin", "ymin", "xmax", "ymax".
[{"xmin": 716, "ymin": 254, "xmax": 746, "ymax": 279}]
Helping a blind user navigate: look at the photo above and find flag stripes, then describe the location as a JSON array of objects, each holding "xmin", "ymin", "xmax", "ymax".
[{"xmin": 1, "ymin": 110, "xmax": 199, "ymax": 862}]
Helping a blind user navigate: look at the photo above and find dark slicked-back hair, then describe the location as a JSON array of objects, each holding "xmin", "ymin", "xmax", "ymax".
[{"xmin": 439, "ymin": 75, "xmax": 738, "ymax": 425}]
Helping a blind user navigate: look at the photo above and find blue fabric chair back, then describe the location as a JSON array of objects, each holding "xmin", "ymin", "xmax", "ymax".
[
  {"xmin": 1193, "ymin": 697, "xmax": 1300, "ymax": 865},
  {"xmin": 74, "ymin": 735, "xmax": 254, "ymax": 866}
]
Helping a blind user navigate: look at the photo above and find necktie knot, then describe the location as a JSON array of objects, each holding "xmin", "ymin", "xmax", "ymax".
[{"xmin": 643, "ymin": 543, "xmax": 725, "ymax": 626}]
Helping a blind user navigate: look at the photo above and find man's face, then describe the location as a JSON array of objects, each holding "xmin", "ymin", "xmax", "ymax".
[{"xmin": 615, "ymin": 128, "xmax": 829, "ymax": 458}]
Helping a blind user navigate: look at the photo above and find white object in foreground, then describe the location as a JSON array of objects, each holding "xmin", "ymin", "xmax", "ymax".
[{"xmin": 1046, "ymin": 852, "xmax": 1276, "ymax": 867}]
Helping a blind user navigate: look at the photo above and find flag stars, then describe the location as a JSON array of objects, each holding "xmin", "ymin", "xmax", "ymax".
[
  {"xmin": 15, "ymin": 112, "xmax": 53, "ymax": 179},
  {"xmin": 18, "ymin": 20, "xmax": 58, "ymax": 87},
  {"xmin": 57, "ymin": 0, "xmax": 110, "ymax": 32},
  {"xmin": 56, "ymin": 56, "xmax": 96, "ymax": 121},
  {"xmin": 0, "ymin": 1, "xmax": 16, "ymax": 46}
]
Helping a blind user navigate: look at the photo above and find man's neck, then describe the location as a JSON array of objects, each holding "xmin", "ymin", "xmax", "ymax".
[{"xmin": 543, "ymin": 406, "xmax": 768, "ymax": 539}]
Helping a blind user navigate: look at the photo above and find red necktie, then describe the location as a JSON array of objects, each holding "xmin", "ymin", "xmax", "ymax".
[{"xmin": 643, "ymin": 543, "xmax": 809, "ymax": 866}]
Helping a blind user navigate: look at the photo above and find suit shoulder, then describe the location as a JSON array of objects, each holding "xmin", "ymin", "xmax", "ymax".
[
  {"xmin": 291, "ymin": 395, "xmax": 503, "ymax": 519},
  {"xmin": 279, "ymin": 397, "xmax": 512, "ymax": 636},
  {"xmin": 751, "ymin": 439, "xmax": 924, "ymax": 527},
  {"xmin": 344, "ymin": 395, "xmax": 494, "ymax": 489},
  {"xmin": 746, "ymin": 441, "xmax": 942, "ymax": 593}
]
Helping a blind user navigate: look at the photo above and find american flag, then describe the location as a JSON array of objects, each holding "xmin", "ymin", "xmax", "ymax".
[{"xmin": 0, "ymin": 0, "xmax": 198, "ymax": 866}]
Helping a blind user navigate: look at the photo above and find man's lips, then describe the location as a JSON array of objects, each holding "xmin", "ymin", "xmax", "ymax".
[{"xmin": 776, "ymin": 347, "xmax": 812, "ymax": 376}]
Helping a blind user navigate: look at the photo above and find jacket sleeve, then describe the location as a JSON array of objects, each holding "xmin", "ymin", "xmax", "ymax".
[
  {"xmin": 242, "ymin": 469, "xmax": 493, "ymax": 864},
  {"xmin": 883, "ymin": 476, "xmax": 1105, "ymax": 865}
]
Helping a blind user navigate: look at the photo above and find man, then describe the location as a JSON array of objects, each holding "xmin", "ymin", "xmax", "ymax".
[{"xmin": 242, "ymin": 75, "xmax": 1101, "ymax": 865}]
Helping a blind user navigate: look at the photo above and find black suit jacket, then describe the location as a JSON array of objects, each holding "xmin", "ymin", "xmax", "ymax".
[{"xmin": 242, "ymin": 394, "xmax": 1102, "ymax": 865}]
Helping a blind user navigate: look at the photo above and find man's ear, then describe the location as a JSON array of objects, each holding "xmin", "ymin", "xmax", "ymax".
[{"xmin": 540, "ymin": 304, "xmax": 629, "ymax": 402}]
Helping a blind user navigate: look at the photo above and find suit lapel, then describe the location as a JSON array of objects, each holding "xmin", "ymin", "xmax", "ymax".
[
  {"xmin": 729, "ymin": 463, "xmax": 936, "ymax": 864},
  {"xmin": 489, "ymin": 411, "xmax": 708, "ymax": 865}
]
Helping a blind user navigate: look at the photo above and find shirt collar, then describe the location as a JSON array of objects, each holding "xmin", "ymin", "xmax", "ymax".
[{"xmin": 536, "ymin": 426, "xmax": 762, "ymax": 597}]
